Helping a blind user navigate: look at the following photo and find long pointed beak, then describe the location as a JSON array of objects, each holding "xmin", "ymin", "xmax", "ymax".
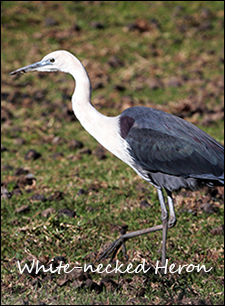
[{"xmin": 10, "ymin": 59, "xmax": 49, "ymax": 75}]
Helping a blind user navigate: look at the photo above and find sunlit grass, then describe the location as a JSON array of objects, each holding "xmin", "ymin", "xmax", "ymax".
[{"xmin": 1, "ymin": 1, "xmax": 224, "ymax": 305}]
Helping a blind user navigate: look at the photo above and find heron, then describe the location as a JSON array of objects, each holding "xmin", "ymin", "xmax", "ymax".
[{"xmin": 10, "ymin": 50, "xmax": 224, "ymax": 272}]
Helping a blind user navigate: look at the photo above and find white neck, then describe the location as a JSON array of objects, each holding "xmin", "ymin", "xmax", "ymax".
[
  {"xmin": 70, "ymin": 57, "xmax": 110, "ymax": 141},
  {"xmin": 69, "ymin": 55, "xmax": 128, "ymax": 162}
]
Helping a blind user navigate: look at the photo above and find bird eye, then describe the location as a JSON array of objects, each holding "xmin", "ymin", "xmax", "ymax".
[{"xmin": 50, "ymin": 58, "xmax": 55, "ymax": 63}]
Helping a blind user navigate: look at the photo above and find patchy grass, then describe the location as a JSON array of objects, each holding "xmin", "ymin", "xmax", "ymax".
[{"xmin": 1, "ymin": 1, "xmax": 224, "ymax": 305}]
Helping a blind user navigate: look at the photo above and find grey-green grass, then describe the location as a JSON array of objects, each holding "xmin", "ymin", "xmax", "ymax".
[{"xmin": 1, "ymin": 1, "xmax": 224, "ymax": 305}]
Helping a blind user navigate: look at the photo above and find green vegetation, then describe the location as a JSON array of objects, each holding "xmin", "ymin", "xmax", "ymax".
[{"xmin": 1, "ymin": 1, "xmax": 224, "ymax": 305}]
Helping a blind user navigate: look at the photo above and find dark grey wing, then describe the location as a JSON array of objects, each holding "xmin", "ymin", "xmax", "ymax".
[
  {"xmin": 120, "ymin": 107, "xmax": 224, "ymax": 182},
  {"xmin": 126, "ymin": 127, "xmax": 222, "ymax": 178}
]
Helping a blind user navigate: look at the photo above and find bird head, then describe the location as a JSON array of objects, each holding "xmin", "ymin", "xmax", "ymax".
[{"xmin": 10, "ymin": 50, "xmax": 75, "ymax": 75}]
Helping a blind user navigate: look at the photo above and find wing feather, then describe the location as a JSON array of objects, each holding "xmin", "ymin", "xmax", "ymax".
[{"xmin": 121, "ymin": 107, "xmax": 224, "ymax": 180}]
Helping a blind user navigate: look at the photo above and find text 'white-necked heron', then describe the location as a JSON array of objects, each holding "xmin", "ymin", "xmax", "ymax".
[{"xmin": 10, "ymin": 50, "xmax": 224, "ymax": 272}]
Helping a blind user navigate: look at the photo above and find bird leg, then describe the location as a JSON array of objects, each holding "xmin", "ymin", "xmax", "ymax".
[
  {"xmin": 157, "ymin": 188, "xmax": 169, "ymax": 273},
  {"xmin": 166, "ymin": 189, "xmax": 177, "ymax": 228},
  {"xmin": 161, "ymin": 218, "xmax": 168, "ymax": 273},
  {"xmin": 159, "ymin": 189, "xmax": 177, "ymax": 273},
  {"xmin": 97, "ymin": 188, "xmax": 173, "ymax": 275},
  {"xmin": 97, "ymin": 224, "xmax": 163, "ymax": 262}
]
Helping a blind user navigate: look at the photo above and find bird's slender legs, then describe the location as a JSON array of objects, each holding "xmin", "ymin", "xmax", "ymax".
[
  {"xmin": 157, "ymin": 188, "xmax": 168, "ymax": 221},
  {"xmin": 166, "ymin": 189, "xmax": 176, "ymax": 228},
  {"xmin": 97, "ymin": 188, "xmax": 175, "ymax": 275},
  {"xmin": 97, "ymin": 224, "xmax": 163, "ymax": 262},
  {"xmin": 157, "ymin": 188, "xmax": 168, "ymax": 273},
  {"xmin": 161, "ymin": 219, "xmax": 168, "ymax": 273}
]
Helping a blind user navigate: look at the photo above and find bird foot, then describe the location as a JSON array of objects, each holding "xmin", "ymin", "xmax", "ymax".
[
  {"xmin": 168, "ymin": 217, "xmax": 176, "ymax": 228},
  {"xmin": 97, "ymin": 236, "xmax": 129, "ymax": 262}
]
